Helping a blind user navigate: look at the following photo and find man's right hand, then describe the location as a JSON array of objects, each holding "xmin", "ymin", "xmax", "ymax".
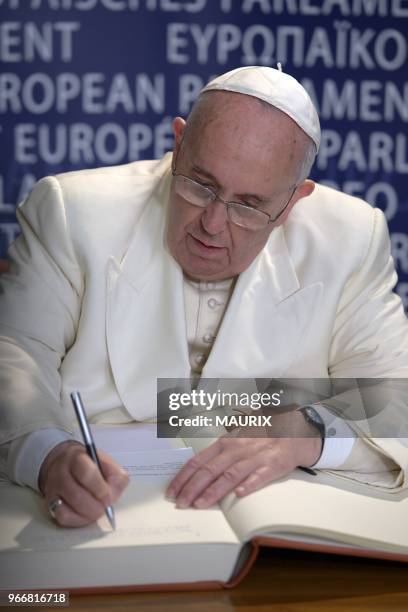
[{"xmin": 39, "ymin": 441, "xmax": 129, "ymax": 527}]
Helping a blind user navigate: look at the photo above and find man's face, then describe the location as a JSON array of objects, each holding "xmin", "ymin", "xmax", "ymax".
[{"xmin": 166, "ymin": 94, "xmax": 314, "ymax": 281}]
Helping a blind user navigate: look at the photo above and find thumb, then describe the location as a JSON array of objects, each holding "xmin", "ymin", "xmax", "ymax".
[{"xmin": 98, "ymin": 451, "xmax": 130, "ymax": 495}]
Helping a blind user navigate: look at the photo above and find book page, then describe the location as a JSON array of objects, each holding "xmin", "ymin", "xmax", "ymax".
[
  {"xmin": 0, "ymin": 480, "xmax": 240, "ymax": 550},
  {"xmin": 111, "ymin": 448, "xmax": 194, "ymax": 481},
  {"xmin": 0, "ymin": 478, "xmax": 243, "ymax": 589},
  {"xmin": 1, "ymin": 424, "xmax": 244, "ymax": 589},
  {"xmin": 1, "ymin": 424, "xmax": 240, "ymax": 551},
  {"xmin": 77, "ymin": 422, "xmax": 185, "ymax": 452},
  {"xmin": 1, "ymin": 469, "xmax": 242, "ymax": 589},
  {"xmin": 86, "ymin": 423, "xmax": 195, "ymax": 481},
  {"xmin": 219, "ymin": 469, "xmax": 408, "ymax": 554}
]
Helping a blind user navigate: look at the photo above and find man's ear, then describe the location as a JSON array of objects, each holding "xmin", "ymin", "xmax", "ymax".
[
  {"xmin": 293, "ymin": 179, "xmax": 315, "ymax": 203},
  {"xmin": 273, "ymin": 180, "xmax": 315, "ymax": 227},
  {"xmin": 171, "ymin": 117, "xmax": 186, "ymax": 168}
]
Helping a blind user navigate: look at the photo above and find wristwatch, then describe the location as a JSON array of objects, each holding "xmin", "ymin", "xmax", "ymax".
[{"xmin": 298, "ymin": 405, "xmax": 325, "ymax": 459}]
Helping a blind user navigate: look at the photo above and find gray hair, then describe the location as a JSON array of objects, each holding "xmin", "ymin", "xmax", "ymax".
[{"xmin": 296, "ymin": 140, "xmax": 317, "ymax": 183}]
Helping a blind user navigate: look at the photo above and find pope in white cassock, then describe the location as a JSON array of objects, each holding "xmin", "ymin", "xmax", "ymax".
[{"xmin": 0, "ymin": 66, "xmax": 407, "ymax": 527}]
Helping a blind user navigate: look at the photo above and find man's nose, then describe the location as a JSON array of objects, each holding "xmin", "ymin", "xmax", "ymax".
[{"xmin": 200, "ymin": 199, "xmax": 228, "ymax": 235}]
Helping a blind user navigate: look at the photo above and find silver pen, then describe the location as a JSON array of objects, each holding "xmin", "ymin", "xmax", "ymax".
[{"xmin": 70, "ymin": 391, "xmax": 116, "ymax": 530}]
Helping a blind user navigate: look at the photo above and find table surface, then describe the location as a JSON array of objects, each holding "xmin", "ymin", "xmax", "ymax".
[{"xmin": 69, "ymin": 548, "xmax": 408, "ymax": 612}]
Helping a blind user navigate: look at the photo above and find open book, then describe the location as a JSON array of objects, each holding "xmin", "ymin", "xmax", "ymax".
[{"xmin": 1, "ymin": 424, "xmax": 408, "ymax": 592}]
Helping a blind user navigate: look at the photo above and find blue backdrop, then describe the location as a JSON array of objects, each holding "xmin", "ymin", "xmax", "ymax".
[{"xmin": 1, "ymin": 1, "xmax": 408, "ymax": 305}]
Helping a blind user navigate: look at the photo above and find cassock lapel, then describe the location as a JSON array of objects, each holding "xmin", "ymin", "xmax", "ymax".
[
  {"xmin": 106, "ymin": 173, "xmax": 191, "ymax": 420},
  {"xmin": 202, "ymin": 226, "xmax": 323, "ymax": 378}
]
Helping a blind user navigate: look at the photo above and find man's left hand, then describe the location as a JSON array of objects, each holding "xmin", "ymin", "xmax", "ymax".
[{"xmin": 165, "ymin": 410, "xmax": 322, "ymax": 509}]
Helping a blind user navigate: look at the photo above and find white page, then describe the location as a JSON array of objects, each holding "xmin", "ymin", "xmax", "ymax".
[
  {"xmin": 74, "ymin": 423, "xmax": 194, "ymax": 482},
  {"xmin": 77, "ymin": 423, "xmax": 179, "ymax": 453},
  {"xmin": 1, "ymin": 421, "xmax": 242, "ymax": 590},
  {"xmin": 221, "ymin": 470, "xmax": 408, "ymax": 553},
  {"xmin": 111, "ymin": 448, "xmax": 194, "ymax": 482}
]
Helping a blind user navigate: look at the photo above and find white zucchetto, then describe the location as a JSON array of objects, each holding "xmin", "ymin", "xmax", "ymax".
[{"xmin": 201, "ymin": 66, "xmax": 320, "ymax": 151}]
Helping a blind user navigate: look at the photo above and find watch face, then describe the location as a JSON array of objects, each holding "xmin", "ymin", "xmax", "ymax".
[{"xmin": 303, "ymin": 406, "xmax": 325, "ymax": 436}]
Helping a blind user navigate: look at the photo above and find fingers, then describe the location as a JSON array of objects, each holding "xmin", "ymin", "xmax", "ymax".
[
  {"xmin": 190, "ymin": 458, "xmax": 255, "ymax": 509},
  {"xmin": 166, "ymin": 437, "xmax": 302, "ymax": 509},
  {"xmin": 45, "ymin": 478, "xmax": 109, "ymax": 528},
  {"xmin": 70, "ymin": 452, "xmax": 113, "ymax": 507},
  {"xmin": 42, "ymin": 444, "xmax": 129, "ymax": 528},
  {"xmin": 70, "ymin": 451, "xmax": 129, "ymax": 506},
  {"xmin": 166, "ymin": 439, "xmax": 261, "ymax": 509},
  {"xmin": 166, "ymin": 441, "xmax": 223, "ymax": 502},
  {"xmin": 235, "ymin": 461, "xmax": 290, "ymax": 497},
  {"xmin": 98, "ymin": 451, "xmax": 130, "ymax": 501}
]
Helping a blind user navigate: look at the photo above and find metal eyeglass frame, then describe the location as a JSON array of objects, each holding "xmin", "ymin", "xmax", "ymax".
[{"xmin": 171, "ymin": 161, "xmax": 298, "ymax": 230}]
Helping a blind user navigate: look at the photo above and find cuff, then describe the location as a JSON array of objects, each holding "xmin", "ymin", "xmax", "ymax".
[
  {"xmin": 311, "ymin": 404, "xmax": 357, "ymax": 469},
  {"xmin": 8, "ymin": 429, "xmax": 77, "ymax": 491}
]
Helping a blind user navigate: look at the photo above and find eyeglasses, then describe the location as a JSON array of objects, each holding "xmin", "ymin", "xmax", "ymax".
[{"xmin": 171, "ymin": 167, "xmax": 297, "ymax": 231}]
